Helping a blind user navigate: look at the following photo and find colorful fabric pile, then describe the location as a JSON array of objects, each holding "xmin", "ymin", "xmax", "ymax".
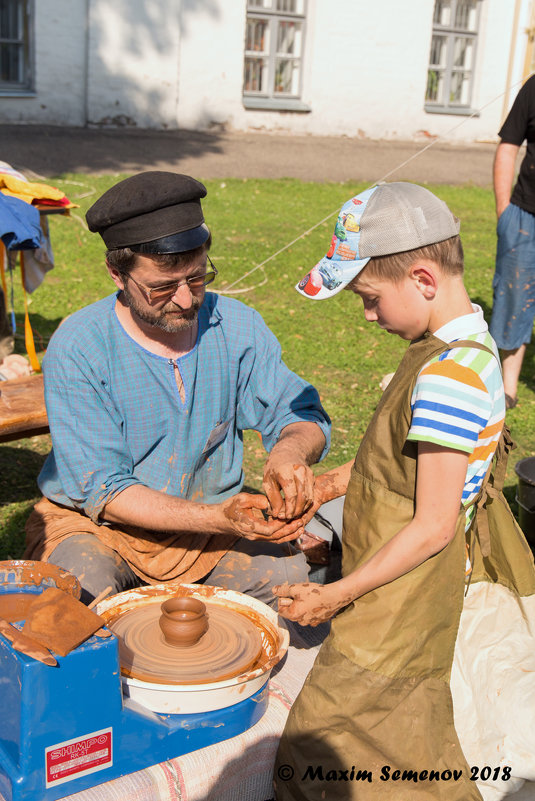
[{"xmin": 0, "ymin": 166, "xmax": 74, "ymax": 209}]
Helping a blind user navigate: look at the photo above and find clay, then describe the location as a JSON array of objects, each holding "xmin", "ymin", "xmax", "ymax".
[
  {"xmin": 0, "ymin": 562, "xmax": 81, "ymax": 625},
  {"xmin": 98, "ymin": 584, "xmax": 282, "ymax": 677},
  {"xmin": 159, "ymin": 597, "xmax": 208, "ymax": 647},
  {"xmin": 0, "ymin": 560, "xmax": 81, "ymax": 598},
  {"xmin": 0, "ymin": 592, "xmax": 37, "ymax": 623},
  {"xmin": 23, "ymin": 587, "xmax": 105, "ymax": 657},
  {"xmin": 110, "ymin": 600, "xmax": 263, "ymax": 685},
  {"xmin": 0, "ymin": 618, "xmax": 57, "ymax": 665}
]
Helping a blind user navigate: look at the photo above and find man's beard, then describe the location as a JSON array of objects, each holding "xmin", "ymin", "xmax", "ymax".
[{"xmin": 121, "ymin": 285, "xmax": 201, "ymax": 333}]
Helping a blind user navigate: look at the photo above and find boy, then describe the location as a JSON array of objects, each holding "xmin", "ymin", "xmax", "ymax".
[{"xmin": 273, "ymin": 183, "xmax": 535, "ymax": 800}]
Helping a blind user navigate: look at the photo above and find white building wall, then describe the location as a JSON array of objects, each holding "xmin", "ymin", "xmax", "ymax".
[
  {"xmin": 86, "ymin": 0, "xmax": 181, "ymax": 128},
  {"xmin": 174, "ymin": 2, "xmax": 246, "ymax": 131},
  {"xmin": 0, "ymin": 0, "xmax": 531, "ymax": 142},
  {"xmin": 225, "ymin": 1, "xmax": 435, "ymax": 138},
  {"xmin": 1, "ymin": 0, "xmax": 86, "ymax": 126},
  {"xmin": 216, "ymin": 0, "xmax": 520, "ymax": 142}
]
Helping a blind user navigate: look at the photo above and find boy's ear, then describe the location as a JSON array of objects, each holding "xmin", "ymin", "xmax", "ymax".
[{"xmin": 409, "ymin": 262, "xmax": 438, "ymax": 300}]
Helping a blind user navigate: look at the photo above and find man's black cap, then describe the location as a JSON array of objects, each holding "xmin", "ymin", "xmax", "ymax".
[{"xmin": 85, "ymin": 171, "xmax": 209, "ymax": 253}]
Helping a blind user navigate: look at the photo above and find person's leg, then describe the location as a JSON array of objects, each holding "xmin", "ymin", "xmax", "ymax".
[
  {"xmin": 501, "ymin": 345, "xmax": 527, "ymax": 407},
  {"xmin": 305, "ymin": 496, "xmax": 344, "ymax": 549},
  {"xmin": 202, "ymin": 538, "xmax": 309, "ymax": 608},
  {"xmin": 301, "ymin": 496, "xmax": 345, "ymax": 583},
  {"xmin": 48, "ymin": 534, "xmax": 143, "ymax": 605},
  {"xmin": 490, "ymin": 203, "xmax": 535, "ymax": 404}
]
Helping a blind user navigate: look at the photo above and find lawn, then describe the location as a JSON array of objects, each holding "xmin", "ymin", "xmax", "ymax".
[{"xmin": 1, "ymin": 176, "xmax": 534, "ymax": 559}]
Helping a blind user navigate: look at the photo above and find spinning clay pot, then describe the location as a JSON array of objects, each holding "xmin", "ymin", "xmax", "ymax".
[{"xmin": 159, "ymin": 597, "xmax": 208, "ymax": 646}]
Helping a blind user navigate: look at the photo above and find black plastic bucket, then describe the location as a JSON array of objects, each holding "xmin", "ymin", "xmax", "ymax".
[{"xmin": 514, "ymin": 457, "xmax": 535, "ymax": 545}]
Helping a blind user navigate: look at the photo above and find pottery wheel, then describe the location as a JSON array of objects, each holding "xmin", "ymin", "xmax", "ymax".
[{"xmin": 110, "ymin": 601, "xmax": 263, "ymax": 684}]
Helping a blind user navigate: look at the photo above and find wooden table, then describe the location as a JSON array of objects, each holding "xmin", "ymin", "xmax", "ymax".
[{"xmin": 0, "ymin": 373, "xmax": 48, "ymax": 442}]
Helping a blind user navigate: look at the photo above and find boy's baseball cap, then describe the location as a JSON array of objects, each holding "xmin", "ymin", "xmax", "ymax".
[{"xmin": 296, "ymin": 182, "xmax": 460, "ymax": 300}]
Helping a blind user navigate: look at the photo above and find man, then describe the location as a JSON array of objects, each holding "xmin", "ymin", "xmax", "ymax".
[
  {"xmin": 490, "ymin": 75, "xmax": 535, "ymax": 409},
  {"xmin": 25, "ymin": 171, "xmax": 330, "ymax": 606}
]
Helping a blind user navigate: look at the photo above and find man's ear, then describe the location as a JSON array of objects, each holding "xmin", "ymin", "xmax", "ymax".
[
  {"xmin": 106, "ymin": 259, "xmax": 126, "ymax": 291},
  {"xmin": 409, "ymin": 262, "xmax": 438, "ymax": 300}
]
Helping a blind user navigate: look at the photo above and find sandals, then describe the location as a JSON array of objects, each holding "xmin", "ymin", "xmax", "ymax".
[{"xmin": 505, "ymin": 393, "xmax": 518, "ymax": 410}]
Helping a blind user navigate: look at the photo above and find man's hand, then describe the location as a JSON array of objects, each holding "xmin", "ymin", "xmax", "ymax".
[
  {"xmin": 262, "ymin": 421, "xmax": 326, "ymax": 520},
  {"xmin": 273, "ymin": 581, "xmax": 352, "ymax": 626},
  {"xmin": 263, "ymin": 459, "xmax": 315, "ymax": 521},
  {"xmin": 276, "ymin": 460, "xmax": 354, "ymax": 528},
  {"xmin": 263, "ymin": 458, "xmax": 354, "ymax": 532},
  {"xmin": 221, "ymin": 492, "xmax": 304, "ymax": 542}
]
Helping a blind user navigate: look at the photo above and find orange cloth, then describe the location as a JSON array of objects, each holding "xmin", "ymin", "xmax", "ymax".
[{"xmin": 25, "ymin": 497, "xmax": 239, "ymax": 585}]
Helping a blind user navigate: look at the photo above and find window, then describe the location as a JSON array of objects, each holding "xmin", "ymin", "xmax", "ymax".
[
  {"xmin": 0, "ymin": 0, "xmax": 33, "ymax": 94},
  {"xmin": 243, "ymin": 0, "xmax": 309, "ymax": 111},
  {"xmin": 425, "ymin": 0, "xmax": 480, "ymax": 114}
]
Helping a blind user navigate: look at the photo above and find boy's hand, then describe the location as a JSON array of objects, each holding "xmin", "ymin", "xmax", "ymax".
[{"xmin": 273, "ymin": 581, "xmax": 352, "ymax": 626}]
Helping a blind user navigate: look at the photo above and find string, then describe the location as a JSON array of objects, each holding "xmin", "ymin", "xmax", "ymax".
[
  {"xmin": 8, "ymin": 255, "xmax": 16, "ymax": 333},
  {"xmin": 218, "ymin": 77, "xmax": 528, "ymax": 295}
]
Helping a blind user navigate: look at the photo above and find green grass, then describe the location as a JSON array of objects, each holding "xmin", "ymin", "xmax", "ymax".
[{"xmin": 1, "ymin": 176, "xmax": 534, "ymax": 559}]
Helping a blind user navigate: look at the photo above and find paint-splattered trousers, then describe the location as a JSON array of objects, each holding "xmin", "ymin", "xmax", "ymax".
[
  {"xmin": 47, "ymin": 532, "xmax": 309, "ymax": 607},
  {"xmin": 490, "ymin": 202, "xmax": 535, "ymax": 350}
]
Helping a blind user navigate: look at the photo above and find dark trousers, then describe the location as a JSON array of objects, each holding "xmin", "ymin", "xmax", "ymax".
[{"xmin": 49, "ymin": 534, "xmax": 309, "ymax": 608}]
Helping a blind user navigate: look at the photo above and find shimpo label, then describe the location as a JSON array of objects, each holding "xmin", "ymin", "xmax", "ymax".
[{"xmin": 45, "ymin": 727, "xmax": 112, "ymax": 788}]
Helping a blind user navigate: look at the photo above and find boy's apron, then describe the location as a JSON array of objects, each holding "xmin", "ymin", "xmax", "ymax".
[{"xmin": 275, "ymin": 333, "xmax": 535, "ymax": 801}]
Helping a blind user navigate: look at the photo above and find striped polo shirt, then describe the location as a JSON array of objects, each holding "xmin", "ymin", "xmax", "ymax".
[{"xmin": 407, "ymin": 305, "xmax": 505, "ymax": 529}]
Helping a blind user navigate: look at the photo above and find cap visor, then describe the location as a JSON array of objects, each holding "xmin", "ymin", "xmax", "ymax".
[
  {"xmin": 131, "ymin": 223, "xmax": 210, "ymax": 254},
  {"xmin": 295, "ymin": 256, "xmax": 370, "ymax": 300}
]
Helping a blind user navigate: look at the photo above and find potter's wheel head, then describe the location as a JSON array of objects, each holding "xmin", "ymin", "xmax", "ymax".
[{"xmin": 110, "ymin": 601, "xmax": 263, "ymax": 684}]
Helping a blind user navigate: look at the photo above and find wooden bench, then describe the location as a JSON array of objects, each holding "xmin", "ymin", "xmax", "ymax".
[{"xmin": 0, "ymin": 373, "xmax": 48, "ymax": 442}]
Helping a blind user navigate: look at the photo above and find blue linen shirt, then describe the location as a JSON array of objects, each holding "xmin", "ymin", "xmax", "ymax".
[{"xmin": 39, "ymin": 292, "xmax": 330, "ymax": 523}]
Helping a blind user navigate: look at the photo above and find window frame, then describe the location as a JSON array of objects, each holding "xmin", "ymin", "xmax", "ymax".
[
  {"xmin": 0, "ymin": 0, "xmax": 35, "ymax": 96},
  {"xmin": 243, "ymin": 0, "xmax": 310, "ymax": 112},
  {"xmin": 424, "ymin": 0, "xmax": 481, "ymax": 116}
]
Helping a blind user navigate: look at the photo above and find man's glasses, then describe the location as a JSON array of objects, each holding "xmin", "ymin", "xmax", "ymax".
[{"xmin": 122, "ymin": 256, "xmax": 217, "ymax": 304}]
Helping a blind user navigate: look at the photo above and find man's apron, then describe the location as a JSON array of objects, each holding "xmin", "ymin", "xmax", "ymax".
[{"xmin": 275, "ymin": 333, "xmax": 535, "ymax": 801}]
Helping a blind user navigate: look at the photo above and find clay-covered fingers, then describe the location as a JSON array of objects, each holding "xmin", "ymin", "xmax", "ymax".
[
  {"xmin": 222, "ymin": 493, "xmax": 302, "ymax": 540},
  {"xmin": 262, "ymin": 469, "xmax": 284, "ymax": 519},
  {"xmin": 222, "ymin": 493, "xmax": 269, "ymax": 536},
  {"xmin": 272, "ymin": 581, "xmax": 310, "ymax": 620},
  {"xmin": 263, "ymin": 462, "xmax": 314, "ymax": 520},
  {"xmin": 273, "ymin": 581, "xmax": 339, "ymax": 627},
  {"xmin": 272, "ymin": 581, "xmax": 294, "ymax": 607},
  {"xmin": 268, "ymin": 516, "xmax": 305, "ymax": 542},
  {"xmin": 285, "ymin": 463, "xmax": 314, "ymax": 519},
  {"xmin": 273, "ymin": 581, "xmax": 292, "ymax": 595}
]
